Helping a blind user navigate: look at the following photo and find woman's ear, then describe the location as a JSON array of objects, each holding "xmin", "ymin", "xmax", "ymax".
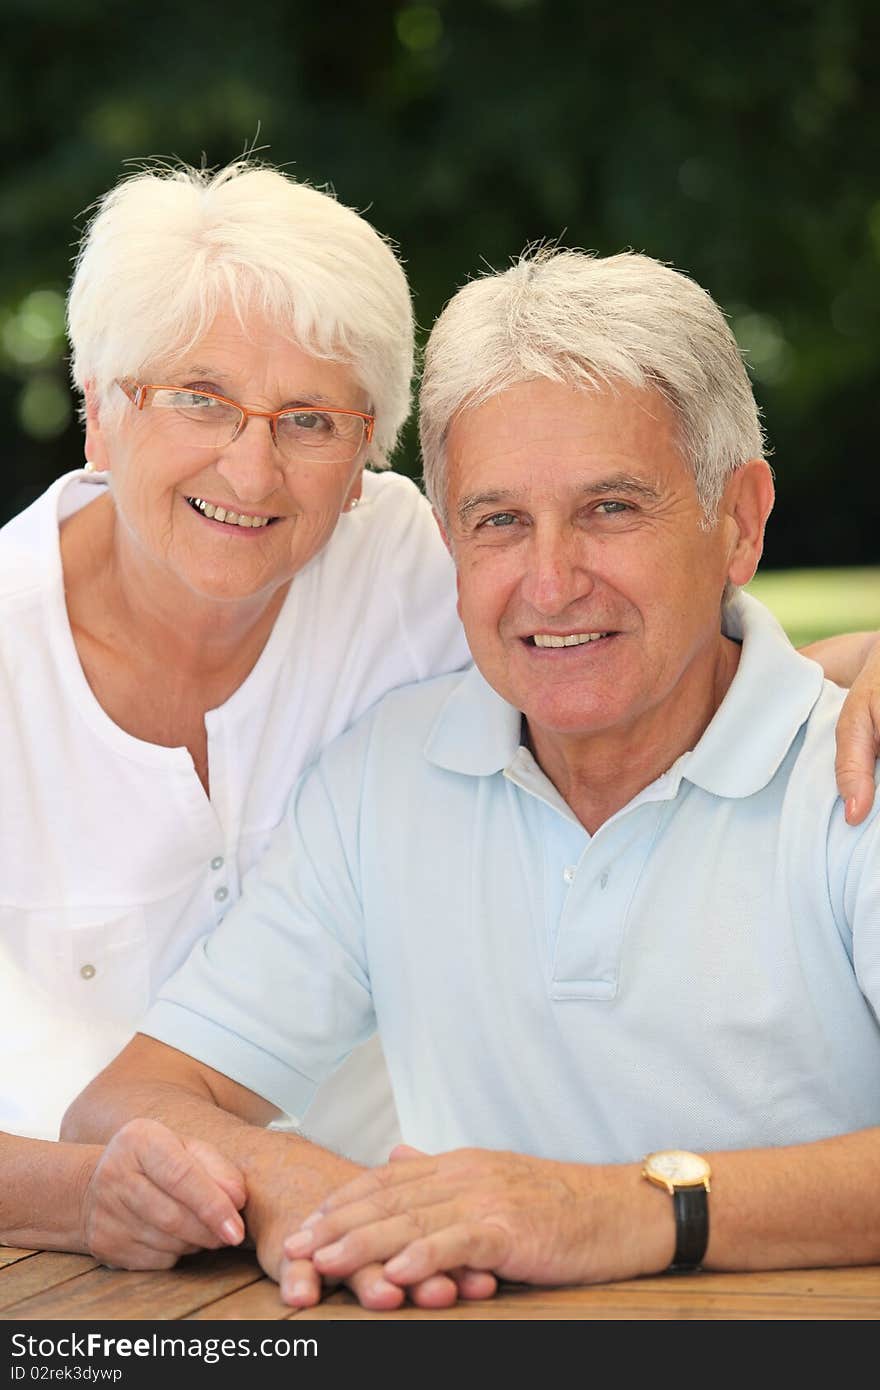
[
  {"xmin": 343, "ymin": 466, "xmax": 364, "ymax": 512},
  {"xmin": 724, "ymin": 458, "xmax": 775, "ymax": 589},
  {"xmin": 83, "ymin": 383, "xmax": 111, "ymax": 473}
]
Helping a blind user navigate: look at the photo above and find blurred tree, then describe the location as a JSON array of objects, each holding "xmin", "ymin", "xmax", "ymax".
[{"xmin": 0, "ymin": 0, "xmax": 877, "ymax": 569}]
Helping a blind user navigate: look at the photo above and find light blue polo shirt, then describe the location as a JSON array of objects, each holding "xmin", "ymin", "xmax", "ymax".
[{"xmin": 144, "ymin": 593, "xmax": 880, "ymax": 1163}]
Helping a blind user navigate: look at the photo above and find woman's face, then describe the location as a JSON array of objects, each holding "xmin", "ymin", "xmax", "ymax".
[{"xmin": 85, "ymin": 309, "xmax": 370, "ymax": 608}]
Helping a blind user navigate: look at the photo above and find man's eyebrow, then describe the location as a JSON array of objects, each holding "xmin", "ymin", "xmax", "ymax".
[{"xmin": 456, "ymin": 475, "xmax": 662, "ymax": 522}]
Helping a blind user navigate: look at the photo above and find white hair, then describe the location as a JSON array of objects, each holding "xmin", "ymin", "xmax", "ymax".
[
  {"xmin": 420, "ymin": 247, "xmax": 767, "ymax": 520},
  {"xmin": 66, "ymin": 158, "xmax": 414, "ymax": 468}
]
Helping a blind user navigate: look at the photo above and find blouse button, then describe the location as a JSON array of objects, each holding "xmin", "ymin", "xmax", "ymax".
[
  {"xmin": 214, "ymin": 886, "xmax": 228, "ymax": 903},
  {"xmin": 211, "ymin": 856, "xmax": 224, "ymax": 870},
  {"xmin": 80, "ymin": 963, "xmax": 96, "ymax": 980}
]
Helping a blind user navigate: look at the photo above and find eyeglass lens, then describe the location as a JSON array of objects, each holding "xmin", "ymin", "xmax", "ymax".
[{"xmin": 147, "ymin": 388, "xmax": 365, "ymax": 462}]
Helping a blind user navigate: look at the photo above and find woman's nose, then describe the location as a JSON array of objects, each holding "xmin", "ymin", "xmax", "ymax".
[{"xmin": 213, "ymin": 416, "xmax": 283, "ymax": 502}]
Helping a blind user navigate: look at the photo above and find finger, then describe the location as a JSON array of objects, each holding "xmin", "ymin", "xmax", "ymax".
[
  {"xmin": 346, "ymin": 1263, "xmax": 408, "ymax": 1310},
  {"xmin": 287, "ymin": 1184, "xmax": 457, "ymax": 1263},
  {"xmin": 138, "ymin": 1138, "xmax": 245, "ymax": 1245},
  {"xmin": 835, "ymin": 739, "xmax": 878, "ymax": 827},
  {"xmin": 344, "ymin": 1263, "xmax": 458, "ymax": 1310},
  {"xmin": 309, "ymin": 1205, "xmax": 475, "ymax": 1280},
  {"xmin": 307, "ymin": 1156, "xmax": 440, "ymax": 1219},
  {"xmin": 453, "ymin": 1267, "xmax": 499, "ymax": 1300},
  {"xmin": 115, "ymin": 1177, "xmax": 236, "ymax": 1252},
  {"xmin": 183, "ymin": 1137, "xmax": 247, "ymax": 1210},
  {"xmin": 389, "ymin": 1143, "xmax": 426, "ymax": 1161},
  {"xmin": 383, "ymin": 1222, "xmax": 509, "ymax": 1286},
  {"xmin": 91, "ymin": 1231, "xmax": 201, "ymax": 1271},
  {"xmin": 279, "ymin": 1255, "xmax": 324, "ymax": 1308}
]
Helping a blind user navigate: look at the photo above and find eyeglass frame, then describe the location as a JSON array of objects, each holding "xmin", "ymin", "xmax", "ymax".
[{"xmin": 116, "ymin": 379, "xmax": 375, "ymax": 455}]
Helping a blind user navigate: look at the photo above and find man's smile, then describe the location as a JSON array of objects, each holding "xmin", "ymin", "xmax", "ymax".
[{"xmin": 527, "ymin": 630, "xmax": 613, "ymax": 648}]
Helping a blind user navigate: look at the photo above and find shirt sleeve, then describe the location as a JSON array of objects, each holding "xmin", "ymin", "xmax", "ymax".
[{"xmin": 140, "ymin": 715, "xmax": 378, "ymax": 1119}]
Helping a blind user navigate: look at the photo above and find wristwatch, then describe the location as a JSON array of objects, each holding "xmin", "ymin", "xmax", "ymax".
[{"xmin": 642, "ymin": 1149, "xmax": 712, "ymax": 1271}]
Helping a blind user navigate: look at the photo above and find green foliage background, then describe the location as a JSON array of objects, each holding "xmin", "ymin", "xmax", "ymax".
[{"xmin": 1, "ymin": 0, "xmax": 877, "ymax": 577}]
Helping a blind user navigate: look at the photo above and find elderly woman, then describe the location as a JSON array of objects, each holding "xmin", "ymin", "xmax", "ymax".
[
  {"xmin": 1, "ymin": 158, "xmax": 878, "ymax": 1270},
  {"xmin": 0, "ymin": 158, "xmax": 468, "ymax": 1263}
]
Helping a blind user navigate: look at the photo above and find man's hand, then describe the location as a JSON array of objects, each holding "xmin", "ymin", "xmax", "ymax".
[
  {"xmin": 81, "ymin": 1117, "xmax": 246, "ymax": 1270},
  {"xmin": 283, "ymin": 1145, "xmax": 664, "ymax": 1301},
  {"xmin": 269, "ymin": 1146, "xmax": 497, "ymax": 1310},
  {"xmin": 835, "ymin": 648, "xmax": 880, "ymax": 825}
]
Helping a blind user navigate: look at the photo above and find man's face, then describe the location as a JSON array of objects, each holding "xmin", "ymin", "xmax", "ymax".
[{"xmin": 442, "ymin": 378, "xmax": 744, "ymax": 751}]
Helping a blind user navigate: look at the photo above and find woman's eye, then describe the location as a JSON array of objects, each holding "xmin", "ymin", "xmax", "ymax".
[
  {"xmin": 176, "ymin": 386, "xmax": 223, "ymax": 407},
  {"xmin": 165, "ymin": 389, "xmax": 221, "ymax": 409},
  {"xmin": 595, "ymin": 500, "xmax": 631, "ymax": 515},
  {"xmin": 290, "ymin": 410, "xmax": 333, "ymax": 433}
]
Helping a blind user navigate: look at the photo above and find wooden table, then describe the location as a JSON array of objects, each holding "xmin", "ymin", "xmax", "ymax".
[{"xmin": 2, "ymin": 1244, "xmax": 879, "ymax": 1320}]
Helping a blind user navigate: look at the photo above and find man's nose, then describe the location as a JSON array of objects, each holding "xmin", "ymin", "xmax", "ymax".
[
  {"xmin": 519, "ymin": 528, "xmax": 594, "ymax": 616},
  {"xmin": 213, "ymin": 416, "xmax": 283, "ymax": 502}
]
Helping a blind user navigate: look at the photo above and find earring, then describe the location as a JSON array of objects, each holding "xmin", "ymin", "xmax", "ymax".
[
  {"xmin": 346, "ymin": 497, "xmax": 359, "ymax": 511},
  {"xmin": 83, "ymin": 461, "xmax": 96, "ymax": 474}
]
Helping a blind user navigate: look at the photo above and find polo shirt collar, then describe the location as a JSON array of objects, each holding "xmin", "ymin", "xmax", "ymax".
[
  {"xmin": 424, "ymin": 591, "xmax": 825, "ymax": 800},
  {"xmin": 677, "ymin": 590, "xmax": 824, "ymax": 798},
  {"xmin": 424, "ymin": 662, "xmax": 522, "ymax": 775}
]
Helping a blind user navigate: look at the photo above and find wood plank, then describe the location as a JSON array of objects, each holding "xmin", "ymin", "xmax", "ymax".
[
  {"xmin": 0, "ymin": 1248, "xmax": 37, "ymax": 1269},
  {"xmin": 0, "ymin": 1248, "xmax": 262, "ymax": 1321},
  {"xmin": 293, "ymin": 1273, "xmax": 880, "ymax": 1321},
  {"xmin": 0, "ymin": 1252, "xmax": 97, "ymax": 1311},
  {"xmin": 185, "ymin": 1277, "xmax": 292, "ymax": 1321},
  {"xmin": 295, "ymin": 1287, "xmax": 880, "ymax": 1320},
  {"xmin": 296, "ymin": 1298, "xmax": 877, "ymax": 1320}
]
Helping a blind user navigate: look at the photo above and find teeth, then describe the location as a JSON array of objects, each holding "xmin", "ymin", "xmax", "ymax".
[
  {"xmin": 186, "ymin": 497, "xmax": 272, "ymax": 528},
  {"xmin": 533, "ymin": 632, "xmax": 608, "ymax": 648}
]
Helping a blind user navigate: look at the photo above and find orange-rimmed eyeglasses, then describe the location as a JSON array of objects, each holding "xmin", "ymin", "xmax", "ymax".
[{"xmin": 117, "ymin": 380, "xmax": 374, "ymax": 466}]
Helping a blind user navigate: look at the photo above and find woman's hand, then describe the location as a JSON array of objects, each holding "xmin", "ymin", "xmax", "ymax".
[
  {"xmin": 799, "ymin": 631, "xmax": 880, "ymax": 825},
  {"xmin": 81, "ymin": 1117, "xmax": 246, "ymax": 1270},
  {"xmin": 835, "ymin": 646, "xmax": 880, "ymax": 826}
]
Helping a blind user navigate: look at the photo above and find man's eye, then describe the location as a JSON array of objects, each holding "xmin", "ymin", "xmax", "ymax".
[{"xmin": 480, "ymin": 512, "xmax": 518, "ymax": 528}]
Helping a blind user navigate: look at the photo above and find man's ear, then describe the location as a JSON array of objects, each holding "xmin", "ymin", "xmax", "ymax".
[
  {"xmin": 432, "ymin": 507, "xmax": 453, "ymax": 558},
  {"xmin": 723, "ymin": 458, "xmax": 775, "ymax": 588},
  {"xmin": 83, "ymin": 383, "xmax": 111, "ymax": 473}
]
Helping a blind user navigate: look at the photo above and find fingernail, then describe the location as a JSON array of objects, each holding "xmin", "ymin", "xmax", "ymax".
[
  {"xmin": 222, "ymin": 1217, "xmax": 243, "ymax": 1244},
  {"xmin": 284, "ymin": 1230, "xmax": 314, "ymax": 1256},
  {"xmin": 287, "ymin": 1280, "xmax": 312, "ymax": 1304},
  {"xmin": 846, "ymin": 796, "xmax": 857, "ymax": 822},
  {"xmin": 301, "ymin": 1209, "xmax": 323, "ymax": 1228},
  {"xmin": 384, "ymin": 1252, "xmax": 413, "ymax": 1277}
]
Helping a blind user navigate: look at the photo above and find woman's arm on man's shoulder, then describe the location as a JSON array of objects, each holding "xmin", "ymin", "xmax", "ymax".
[{"xmin": 799, "ymin": 631, "xmax": 880, "ymax": 826}]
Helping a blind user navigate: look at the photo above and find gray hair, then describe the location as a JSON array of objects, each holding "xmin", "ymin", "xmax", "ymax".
[
  {"xmin": 67, "ymin": 158, "xmax": 414, "ymax": 469},
  {"xmin": 420, "ymin": 247, "xmax": 766, "ymax": 521}
]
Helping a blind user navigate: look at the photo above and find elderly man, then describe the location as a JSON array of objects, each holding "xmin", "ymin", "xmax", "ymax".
[{"xmin": 65, "ymin": 249, "xmax": 880, "ymax": 1309}]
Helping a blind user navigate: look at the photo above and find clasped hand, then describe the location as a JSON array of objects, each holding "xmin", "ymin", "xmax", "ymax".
[{"xmin": 281, "ymin": 1144, "xmax": 653, "ymax": 1309}]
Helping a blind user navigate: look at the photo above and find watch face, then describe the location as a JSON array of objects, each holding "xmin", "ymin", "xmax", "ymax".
[{"xmin": 644, "ymin": 1150, "xmax": 711, "ymax": 1186}]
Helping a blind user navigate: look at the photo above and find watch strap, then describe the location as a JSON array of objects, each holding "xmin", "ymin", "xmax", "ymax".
[{"xmin": 670, "ymin": 1186, "xmax": 709, "ymax": 1271}]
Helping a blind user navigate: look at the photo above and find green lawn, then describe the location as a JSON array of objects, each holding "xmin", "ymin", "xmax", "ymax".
[{"xmin": 746, "ymin": 567, "xmax": 880, "ymax": 648}]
